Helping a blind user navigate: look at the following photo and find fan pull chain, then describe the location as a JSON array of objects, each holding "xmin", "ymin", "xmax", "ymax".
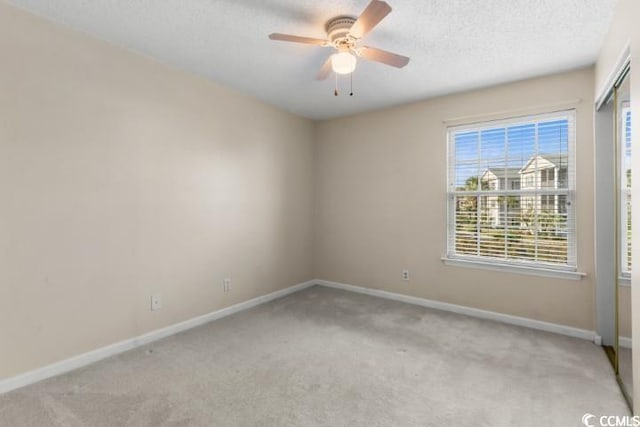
[
  {"xmin": 350, "ymin": 72, "xmax": 353, "ymax": 96},
  {"xmin": 334, "ymin": 73, "xmax": 338, "ymax": 96}
]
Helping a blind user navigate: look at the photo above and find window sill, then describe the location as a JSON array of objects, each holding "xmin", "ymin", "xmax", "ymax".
[
  {"xmin": 441, "ymin": 256, "xmax": 586, "ymax": 280},
  {"xmin": 619, "ymin": 276, "xmax": 631, "ymax": 287}
]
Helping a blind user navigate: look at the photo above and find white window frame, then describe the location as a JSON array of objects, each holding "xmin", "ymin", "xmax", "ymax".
[{"xmin": 444, "ymin": 110, "xmax": 582, "ymax": 279}]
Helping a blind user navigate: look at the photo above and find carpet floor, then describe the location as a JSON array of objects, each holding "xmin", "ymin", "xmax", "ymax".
[{"xmin": 0, "ymin": 285, "xmax": 630, "ymax": 426}]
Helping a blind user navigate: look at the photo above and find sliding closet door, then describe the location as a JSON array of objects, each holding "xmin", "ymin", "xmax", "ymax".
[
  {"xmin": 616, "ymin": 70, "xmax": 632, "ymax": 403},
  {"xmin": 595, "ymin": 63, "xmax": 632, "ymax": 410}
]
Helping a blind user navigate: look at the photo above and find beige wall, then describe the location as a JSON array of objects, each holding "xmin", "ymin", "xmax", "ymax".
[
  {"xmin": 0, "ymin": 3, "xmax": 315, "ymax": 379},
  {"xmin": 595, "ymin": 0, "xmax": 640, "ymax": 411},
  {"xmin": 314, "ymin": 68, "xmax": 596, "ymax": 330}
]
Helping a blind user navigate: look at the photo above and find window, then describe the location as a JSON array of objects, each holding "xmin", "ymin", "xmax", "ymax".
[
  {"xmin": 558, "ymin": 195, "xmax": 567, "ymax": 214},
  {"xmin": 447, "ymin": 110, "xmax": 576, "ymax": 272},
  {"xmin": 541, "ymin": 194, "xmax": 553, "ymax": 210},
  {"xmin": 621, "ymin": 106, "xmax": 632, "ymax": 276},
  {"xmin": 540, "ymin": 168, "xmax": 555, "ymax": 188}
]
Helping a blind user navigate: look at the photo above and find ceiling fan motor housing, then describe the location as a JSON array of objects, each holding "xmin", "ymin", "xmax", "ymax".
[{"xmin": 326, "ymin": 16, "xmax": 357, "ymax": 50}]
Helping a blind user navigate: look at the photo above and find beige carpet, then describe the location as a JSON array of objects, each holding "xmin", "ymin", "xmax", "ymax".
[{"xmin": 0, "ymin": 285, "xmax": 630, "ymax": 426}]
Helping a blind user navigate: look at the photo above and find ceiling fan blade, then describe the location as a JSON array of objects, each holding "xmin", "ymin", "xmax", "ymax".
[
  {"xmin": 316, "ymin": 56, "xmax": 333, "ymax": 80},
  {"xmin": 357, "ymin": 46, "xmax": 410, "ymax": 68},
  {"xmin": 349, "ymin": 0, "xmax": 392, "ymax": 39},
  {"xmin": 268, "ymin": 33, "xmax": 328, "ymax": 46}
]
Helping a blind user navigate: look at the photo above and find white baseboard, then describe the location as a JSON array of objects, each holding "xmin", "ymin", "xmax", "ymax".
[
  {"xmin": 0, "ymin": 278, "xmax": 611, "ymax": 394},
  {"xmin": 620, "ymin": 337, "xmax": 633, "ymax": 349},
  {"xmin": 0, "ymin": 280, "xmax": 315, "ymax": 394},
  {"xmin": 315, "ymin": 279, "xmax": 598, "ymax": 342}
]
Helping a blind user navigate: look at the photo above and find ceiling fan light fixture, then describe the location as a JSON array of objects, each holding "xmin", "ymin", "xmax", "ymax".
[{"xmin": 331, "ymin": 52, "xmax": 357, "ymax": 74}]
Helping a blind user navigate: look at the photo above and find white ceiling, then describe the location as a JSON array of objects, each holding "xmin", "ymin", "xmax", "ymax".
[{"xmin": 8, "ymin": 0, "xmax": 618, "ymax": 120}]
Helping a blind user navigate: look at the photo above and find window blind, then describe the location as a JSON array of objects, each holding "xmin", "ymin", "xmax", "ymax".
[{"xmin": 446, "ymin": 110, "xmax": 577, "ymax": 270}]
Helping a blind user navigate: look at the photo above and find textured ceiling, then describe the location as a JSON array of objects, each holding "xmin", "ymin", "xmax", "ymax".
[{"xmin": 7, "ymin": 0, "xmax": 618, "ymax": 120}]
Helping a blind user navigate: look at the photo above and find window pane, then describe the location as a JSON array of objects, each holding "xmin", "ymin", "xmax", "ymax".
[
  {"xmin": 537, "ymin": 208, "xmax": 568, "ymax": 264},
  {"xmin": 454, "ymin": 195, "xmax": 478, "ymax": 255},
  {"xmin": 507, "ymin": 124, "xmax": 535, "ymax": 170},
  {"xmin": 480, "ymin": 128, "xmax": 506, "ymax": 191},
  {"xmin": 537, "ymin": 119, "xmax": 569, "ymax": 189},
  {"xmin": 454, "ymin": 132, "xmax": 479, "ymax": 190},
  {"xmin": 478, "ymin": 195, "xmax": 506, "ymax": 258}
]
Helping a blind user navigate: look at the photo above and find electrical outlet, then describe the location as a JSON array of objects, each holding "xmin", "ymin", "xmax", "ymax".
[
  {"xmin": 150, "ymin": 294, "xmax": 162, "ymax": 311},
  {"xmin": 223, "ymin": 278, "xmax": 231, "ymax": 292},
  {"xmin": 402, "ymin": 270, "xmax": 410, "ymax": 281}
]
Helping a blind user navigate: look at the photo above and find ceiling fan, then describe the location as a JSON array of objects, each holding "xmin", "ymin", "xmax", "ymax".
[{"xmin": 268, "ymin": 0, "xmax": 409, "ymax": 81}]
